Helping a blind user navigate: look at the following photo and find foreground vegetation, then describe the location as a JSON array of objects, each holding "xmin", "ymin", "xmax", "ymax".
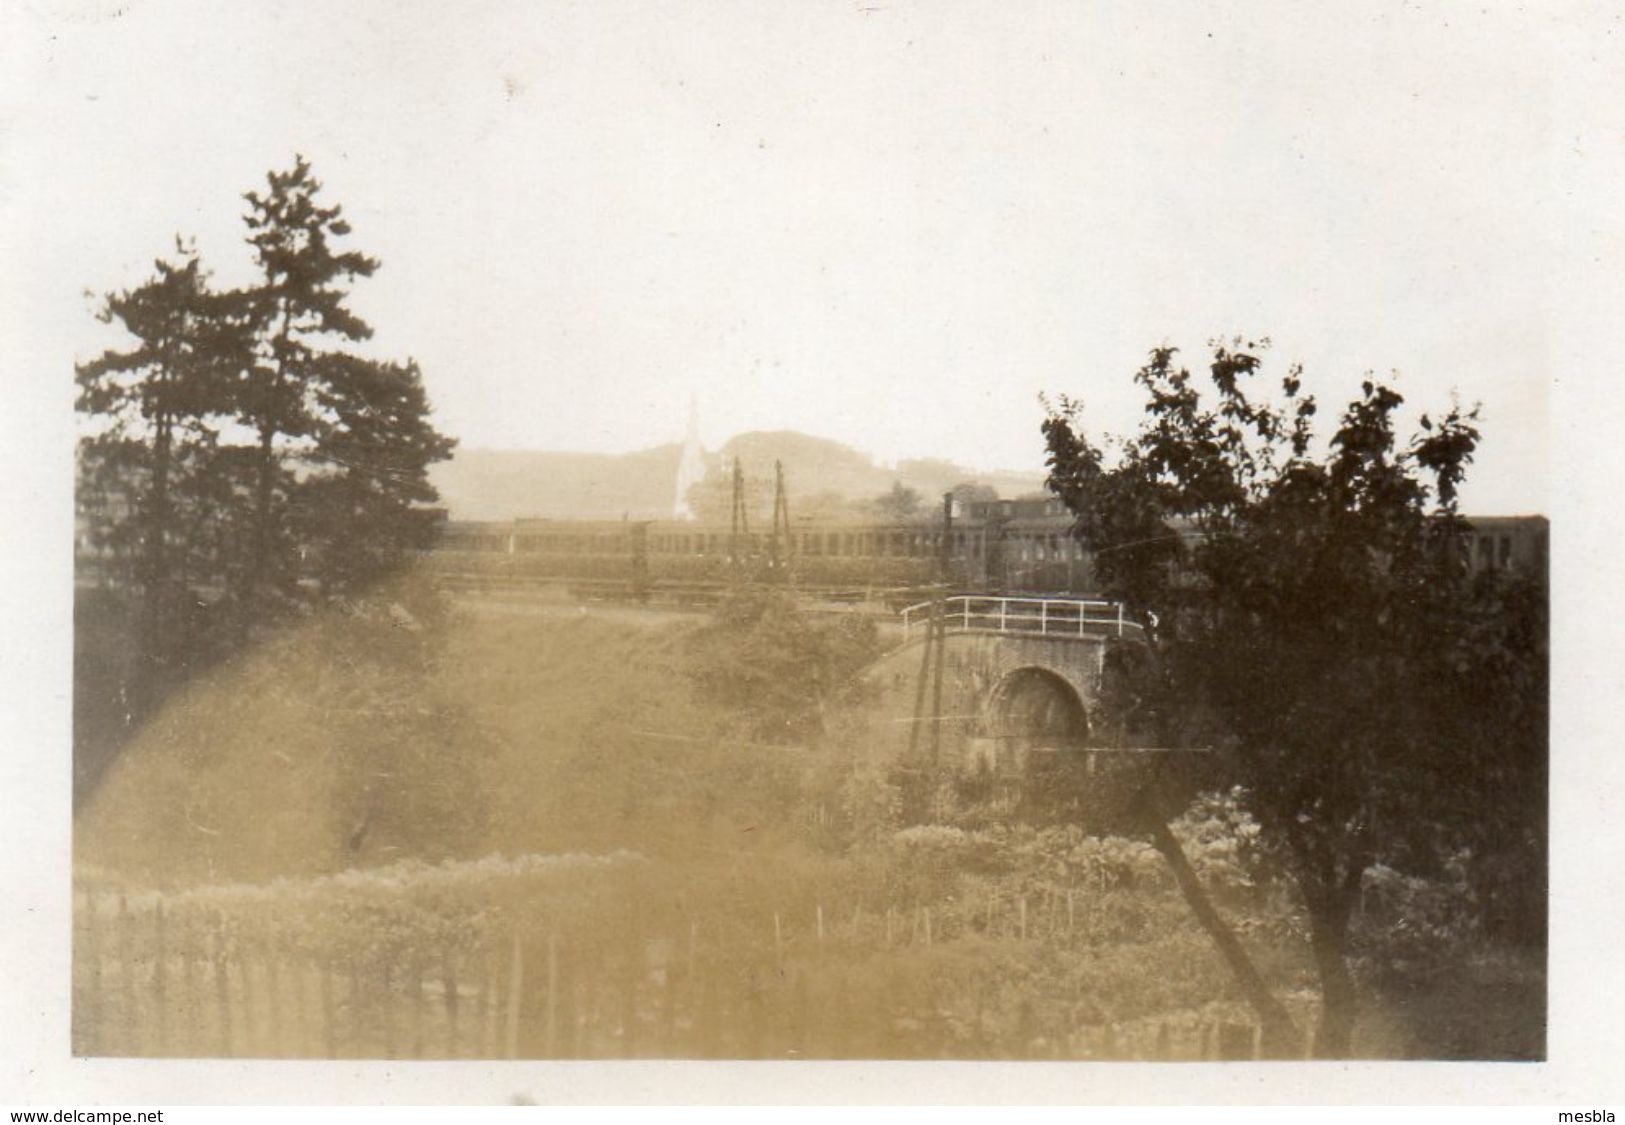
[
  {"xmin": 75, "ymin": 575, "xmax": 1543, "ymax": 1059},
  {"xmin": 1043, "ymin": 340, "xmax": 1547, "ymax": 1054}
]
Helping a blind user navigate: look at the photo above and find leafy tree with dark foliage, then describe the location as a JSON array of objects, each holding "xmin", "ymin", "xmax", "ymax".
[
  {"xmin": 1042, "ymin": 340, "xmax": 1545, "ymax": 1057},
  {"xmin": 872, "ymin": 480, "xmax": 923, "ymax": 521},
  {"xmin": 686, "ymin": 587, "xmax": 880, "ymax": 745}
]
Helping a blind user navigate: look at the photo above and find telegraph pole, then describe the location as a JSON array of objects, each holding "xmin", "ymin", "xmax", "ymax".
[
  {"xmin": 906, "ymin": 586, "xmax": 950, "ymax": 767},
  {"xmin": 769, "ymin": 460, "xmax": 793, "ymax": 583},
  {"xmin": 728, "ymin": 456, "xmax": 749, "ymax": 568}
]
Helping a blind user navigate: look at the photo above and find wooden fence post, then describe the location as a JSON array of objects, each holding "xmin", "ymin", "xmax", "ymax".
[
  {"xmin": 620, "ymin": 930, "xmax": 639, "ymax": 1058},
  {"xmin": 1218, "ymin": 1022, "xmax": 1255, "ymax": 1060},
  {"xmin": 545, "ymin": 934, "xmax": 559, "ymax": 1058},
  {"xmin": 152, "ymin": 900, "xmax": 168, "ymax": 1056},
  {"xmin": 178, "ymin": 909, "xmax": 198, "ymax": 1057},
  {"xmin": 212, "ymin": 923, "xmax": 233, "ymax": 1057},
  {"xmin": 117, "ymin": 896, "xmax": 136, "ymax": 1056},
  {"xmin": 380, "ymin": 961, "xmax": 397, "ymax": 1059},
  {"xmin": 659, "ymin": 939, "xmax": 678, "ymax": 1056},
  {"xmin": 76, "ymin": 891, "xmax": 101, "ymax": 1057},
  {"xmin": 320, "ymin": 958, "xmax": 336, "ymax": 1058},
  {"xmin": 409, "ymin": 955, "xmax": 426, "ymax": 1059},
  {"xmin": 244, "ymin": 941, "xmax": 265, "ymax": 1057},
  {"xmin": 265, "ymin": 934, "xmax": 285, "ymax": 1057},
  {"xmin": 700, "ymin": 963, "xmax": 721, "ymax": 1058},
  {"xmin": 481, "ymin": 943, "xmax": 498, "ymax": 1058},
  {"xmin": 295, "ymin": 950, "xmax": 314, "ymax": 1057},
  {"xmin": 441, "ymin": 952, "xmax": 459, "ymax": 1059},
  {"xmin": 349, "ymin": 957, "xmax": 366, "ymax": 1058},
  {"xmin": 750, "ymin": 968, "xmax": 770, "ymax": 1059},
  {"xmin": 504, "ymin": 930, "xmax": 523, "ymax": 1060},
  {"xmin": 791, "ymin": 967, "xmax": 809, "ymax": 1057},
  {"xmin": 574, "ymin": 967, "xmax": 590, "ymax": 1058},
  {"xmin": 831, "ymin": 966, "xmax": 850, "ymax": 1059}
]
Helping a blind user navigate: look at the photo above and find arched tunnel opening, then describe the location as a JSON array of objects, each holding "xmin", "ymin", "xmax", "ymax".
[
  {"xmin": 968, "ymin": 662, "xmax": 1192, "ymax": 832},
  {"xmin": 988, "ymin": 666, "xmax": 1090, "ymax": 753}
]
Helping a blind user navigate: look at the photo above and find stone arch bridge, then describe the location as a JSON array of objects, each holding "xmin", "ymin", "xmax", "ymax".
[{"xmin": 864, "ymin": 595, "xmax": 1148, "ymax": 774}]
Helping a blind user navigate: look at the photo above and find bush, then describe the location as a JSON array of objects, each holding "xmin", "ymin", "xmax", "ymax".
[{"xmin": 683, "ymin": 588, "xmax": 880, "ymax": 744}]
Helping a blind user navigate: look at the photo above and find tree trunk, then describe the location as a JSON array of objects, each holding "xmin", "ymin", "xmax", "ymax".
[
  {"xmin": 248, "ymin": 421, "xmax": 276, "ymax": 625},
  {"xmin": 1306, "ymin": 907, "xmax": 1357, "ymax": 1058},
  {"xmin": 1285, "ymin": 823, "xmax": 1368, "ymax": 1059},
  {"xmin": 1141, "ymin": 807, "xmax": 1301, "ymax": 1057},
  {"xmin": 143, "ymin": 415, "xmax": 172, "ymax": 596},
  {"xmin": 136, "ymin": 412, "xmax": 174, "ymax": 697},
  {"xmin": 247, "ymin": 302, "xmax": 292, "ymax": 626}
]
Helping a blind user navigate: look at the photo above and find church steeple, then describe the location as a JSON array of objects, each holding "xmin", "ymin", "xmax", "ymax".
[{"xmin": 673, "ymin": 393, "xmax": 705, "ymax": 519}]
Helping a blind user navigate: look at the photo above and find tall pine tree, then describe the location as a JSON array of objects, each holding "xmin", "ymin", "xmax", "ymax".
[
  {"xmin": 75, "ymin": 161, "xmax": 457, "ymax": 799},
  {"xmin": 76, "ymin": 242, "xmax": 246, "ymax": 680},
  {"xmin": 235, "ymin": 156, "xmax": 453, "ymax": 611},
  {"xmin": 296, "ymin": 355, "xmax": 456, "ymax": 594}
]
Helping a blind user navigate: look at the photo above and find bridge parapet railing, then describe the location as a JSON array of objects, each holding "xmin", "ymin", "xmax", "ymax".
[{"xmin": 900, "ymin": 595, "xmax": 1143, "ymax": 644}]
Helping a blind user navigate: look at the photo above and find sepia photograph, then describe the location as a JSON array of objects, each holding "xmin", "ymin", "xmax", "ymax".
[{"xmin": 2, "ymin": 0, "xmax": 1619, "ymax": 1109}]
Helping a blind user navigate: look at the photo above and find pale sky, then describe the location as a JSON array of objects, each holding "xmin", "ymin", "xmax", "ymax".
[{"xmin": 2, "ymin": 0, "xmax": 1582, "ymax": 513}]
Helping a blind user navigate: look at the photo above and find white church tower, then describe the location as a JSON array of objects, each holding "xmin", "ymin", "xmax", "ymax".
[{"xmin": 672, "ymin": 394, "xmax": 705, "ymax": 519}]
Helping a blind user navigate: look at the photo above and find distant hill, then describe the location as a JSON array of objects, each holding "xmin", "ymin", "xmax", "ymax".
[
  {"xmin": 429, "ymin": 431, "xmax": 1045, "ymax": 522},
  {"xmin": 428, "ymin": 444, "xmax": 683, "ymax": 521}
]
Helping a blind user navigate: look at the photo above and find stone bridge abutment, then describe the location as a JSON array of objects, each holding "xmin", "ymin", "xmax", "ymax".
[
  {"xmin": 865, "ymin": 627, "xmax": 1112, "ymax": 774},
  {"xmin": 847, "ymin": 595, "xmax": 1191, "ymax": 827}
]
